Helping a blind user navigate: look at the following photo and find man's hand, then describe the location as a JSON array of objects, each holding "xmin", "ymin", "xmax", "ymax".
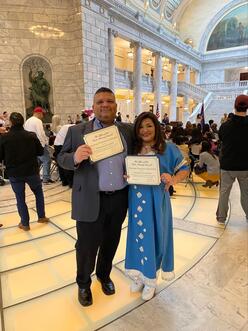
[
  {"xmin": 0, "ymin": 127, "xmax": 6, "ymax": 134},
  {"xmin": 74, "ymin": 144, "xmax": 92, "ymax": 164}
]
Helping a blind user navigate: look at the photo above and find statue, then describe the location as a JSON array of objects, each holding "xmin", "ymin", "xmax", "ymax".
[{"xmin": 29, "ymin": 70, "xmax": 51, "ymax": 119}]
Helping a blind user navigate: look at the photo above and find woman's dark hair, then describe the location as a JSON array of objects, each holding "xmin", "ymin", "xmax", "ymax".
[
  {"xmin": 201, "ymin": 140, "xmax": 216, "ymax": 159},
  {"xmin": 9, "ymin": 112, "xmax": 24, "ymax": 127},
  {"xmin": 190, "ymin": 127, "xmax": 203, "ymax": 144},
  {"xmin": 202, "ymin": 124, "xmax": 210, "ymax": 134},
  {"xmin": 134, "ymin": 112, "xmax": 165, "ymax": 154},
  {"xmin": 173, "ymin": 135, "xmax": 188, "ymax": 145}
]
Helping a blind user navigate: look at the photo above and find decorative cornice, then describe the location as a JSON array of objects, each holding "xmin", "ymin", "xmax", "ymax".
[{"xmin": 95, "ymin": 0, "xmax": 202, "ymax": 61}]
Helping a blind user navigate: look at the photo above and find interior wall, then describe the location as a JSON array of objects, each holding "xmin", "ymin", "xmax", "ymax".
[
  {"xmin": 225, "ymin": 67, "xmax": 248, "ymax": 81},
  {"xmin": 0, "ymin": 0, "xmax": 84, "ymax": 122}
]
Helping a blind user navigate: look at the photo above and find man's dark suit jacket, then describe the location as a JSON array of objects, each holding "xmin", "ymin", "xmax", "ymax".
[
  {"xmin": 58, "ymin": 120, "xmax": 134, "ymax": 222},
  {"xmin": 0, "ymin": 126, "xmax": 43, "ymax": 177}
]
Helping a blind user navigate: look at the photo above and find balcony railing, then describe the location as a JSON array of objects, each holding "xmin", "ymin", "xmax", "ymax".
[
  {"xmin": 199, "ymin": 80, "xmax": 248, "ymax": 91},
  {"xmin": 115, "ymin": 69, "xmax": 169, "ymax": 94}
]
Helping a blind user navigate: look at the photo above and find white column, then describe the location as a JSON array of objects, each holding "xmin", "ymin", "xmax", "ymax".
[
  {"xmin": 185, "ymin": 65, "xmax": 191, "ymax": 83},
  {"xmin": 169, "ymin": 60, "xmax": 178, "ymax": 121},
  {"xmin": 195, "ymin": 70, "xmax": 200, "ymax": 85},
  {"xmin": 133, "ymin": 42, "xmax": 142, "ymax": 115},
  {"xmin": 184, "ymin": 65, "xmax": 190, "ymax": 118},
  {"xmin": 153, "ymin": 52, "xmax": 162, "ymax": 121},
  {"xmin": 108, "ymin": 28, "xmax": 116, "ymax": 91}
]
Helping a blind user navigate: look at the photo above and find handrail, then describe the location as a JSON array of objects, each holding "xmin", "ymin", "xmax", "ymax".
[
  {"xmin": 187, "ymin": 92, "xmax": 213, "ymax": 123},
  {"xmin": 178, "ymin": 81, "xmax": 208, "ymax": 99}
]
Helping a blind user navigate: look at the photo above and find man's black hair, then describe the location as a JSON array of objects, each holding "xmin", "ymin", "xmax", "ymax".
[
  {"xmin": 9, "ymin": 112, "xmax": 24, "ymax": 127},
  {"xmin": 94, "ymin": 87, "xmax": 114, "ymax": 95}
]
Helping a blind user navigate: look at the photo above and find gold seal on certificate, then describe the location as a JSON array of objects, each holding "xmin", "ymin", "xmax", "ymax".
[
  {"xmin": 125, "ymin": 156, "xmax": 161, "ymax": 185},
  {"xmin": 84, "ymin": 125, "xmax": 124, "ymax": 162}
]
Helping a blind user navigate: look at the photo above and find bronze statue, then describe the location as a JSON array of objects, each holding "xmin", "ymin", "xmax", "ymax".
[{"xmin": 29, "ymin": 70, "xmax": 50, "ymax": 111}]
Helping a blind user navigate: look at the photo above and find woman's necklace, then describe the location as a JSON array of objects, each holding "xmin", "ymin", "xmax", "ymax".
[{"xmin": 140, "ymin": 144, "xmax": 154, "ymax": 155}]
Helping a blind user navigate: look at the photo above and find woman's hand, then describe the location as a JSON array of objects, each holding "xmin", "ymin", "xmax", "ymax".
[
  {"xmin": 74, "ymin": 144, "xmax": 92, "ymax": 164},
  {"xmin": 161, "ymin": 173, "xmax": 173, "ymax": 191},
  {"xmin": 123, "ymin": 174, "xmax": 129, "ymax": 181}
]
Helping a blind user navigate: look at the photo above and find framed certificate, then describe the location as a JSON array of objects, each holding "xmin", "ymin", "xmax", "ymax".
[
  {"xmin": 84, "ymin": 125, "xmax": 124, "ymax": 162},
  {"xmin": 125, "ymin": 155, "xmax": 161, "ymax": 185}
]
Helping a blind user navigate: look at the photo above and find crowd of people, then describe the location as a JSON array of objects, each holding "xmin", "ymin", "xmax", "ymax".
[{"xmin": 0, "ymin": 89, "xmax": 247, "ymax": 305}]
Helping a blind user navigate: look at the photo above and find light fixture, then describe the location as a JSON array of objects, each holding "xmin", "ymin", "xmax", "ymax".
[
  {"xmin": 126, "ymin": 99, "xmax": 131, "ymax": 103},
  {"xmin": 145, "ymin": 99, "xmax": 151, "ymax": 103},
  {"xmin": 127, "ymin": 50, "xmax": 133, "ymax": 58},
  {"xmin": 144, "ymin": 0, "xmax": 149, "ymax": 10},
  {"xmin": 163, "ymin": 64, "xmax": 168, "ymax": 70},
  {"xmin": 245, "ymin": 67, "xmax": 248, "ymax": 70},
  {"xmin": 147, "ymin": 58, "xmax": 152, "ymax": 65},
  {"xmin": 29, "ymin": 25, "xmax": 64, "ymax": 38},
  {"xmin": 184, "ymin": 38, "xmax": 194, "ymax": 47}
]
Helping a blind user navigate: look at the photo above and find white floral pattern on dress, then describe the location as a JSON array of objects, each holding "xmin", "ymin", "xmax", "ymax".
[
  {"xmin": 139, "ymin": 246, "xmax": 144, "ymax": 252},
  {"xmin": 143, "ymin": 229, "xmax": 147, "ymax": 232},
  {"xmin": 134, "ymin": 214, "xmax": 138, "ymax": 218},
  {"xmin": 137, "ymin": 192, "xmax": 142, "ymax": 198},
  {"xmin": 141, "ymin": 259, "xmax": 144, "ymax": 265},
  {"xmin": 137, "ymin": 206, "xmax": 143, "ymax": 212},
  {"xmin": 138, "ymin": 233, "xmax": 144, "ymax": 239},
  {"xmin": 142, "ymin": 200, "xmax": 146, "ymax": 204},
  {"xmin": 137, "ymin": 220, "xmax": 143, "ymax": 226}
]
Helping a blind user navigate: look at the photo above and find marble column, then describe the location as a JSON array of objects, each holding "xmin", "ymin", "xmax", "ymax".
[
  {"xmin": 153, "ymin": 52, "xmax": 162, "ymax": 121},
  {"xmin": 184, "ymin": 65, "xmax": 190, "ymax": 119},
  {"xmin": 195, "ymin": 70, "xmax": 200, "ymax": 85},
  {"xmin": 133, "ymin": 42, "xmax": 142, "ymax": 115},
  {"xmin": 169, "ymin": 60, "xmax": 178, "ymax": 121},
  {"xmin": 108, "ymin": 28, "xmax": 116, "ymax": 91}
]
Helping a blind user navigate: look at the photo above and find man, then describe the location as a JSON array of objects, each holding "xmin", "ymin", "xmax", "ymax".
[
  {"xmin": 0, "ymin": 112, "xmax": 50, "ymax": 230},
  {"xmin": 58, "ymin": 87, "xmax": 133, "ymax": 306},
  {"xmin": 216, "ymin": 94, "xmax": 248, "ymax": 224},
  {"xmin": 0, "ymin": 126, "xmax": 7, "ymax": 228},
  {"xmin": 24, "ymin": 107, "xmax": 54, "ymax": 184}
]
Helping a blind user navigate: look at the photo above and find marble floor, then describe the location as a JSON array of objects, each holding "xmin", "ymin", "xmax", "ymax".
[{"xmin": 0, "ymin": 175, "xmax": 247, "ymax": 331}]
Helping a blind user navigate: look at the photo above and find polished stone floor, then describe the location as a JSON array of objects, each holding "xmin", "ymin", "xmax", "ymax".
[{"xmin": 0, "ymin": 175, "xmax": 247, "ymax": 331}]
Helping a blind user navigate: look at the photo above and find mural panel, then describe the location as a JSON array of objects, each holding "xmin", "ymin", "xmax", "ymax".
[{"xmin": 207, "ymin": 4, "xmax": 248, "ymax": 51}]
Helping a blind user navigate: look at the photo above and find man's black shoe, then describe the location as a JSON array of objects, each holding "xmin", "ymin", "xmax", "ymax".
[
  {"xmin": 78, "ymin": 288, "xmax": 92, "ymax": 306},
  {"xmin": 97, "ymin": 278, "xmax": 115, "ymax": 295}
]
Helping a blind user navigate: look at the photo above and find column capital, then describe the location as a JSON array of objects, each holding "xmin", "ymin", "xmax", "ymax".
[
  {"xmin": 152, "ymin": 51, "xmax": 163, "ymax": 58},
  {"xmin": 169, "ymin": 58, "xmax": 178, "ymax": 65},
  {"xmin": 132, "ymin": 41, "xmax": 143, "ymax": 48},
  {"xmin": 108, "ymin": 28, "xmax": 118, "ymax": 37}
]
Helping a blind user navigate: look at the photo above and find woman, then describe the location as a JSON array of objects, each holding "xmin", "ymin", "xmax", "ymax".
[
  {"xmin": 188, "ymin": 127, "xmax": 203, "ymax": 172},
  {"xmin": 195, "ymin": 140, "xmax": 220, "ymax": 188},
  {"xmin": 125, "ymin": 112, "xmax": 189, "ymax": 301}
]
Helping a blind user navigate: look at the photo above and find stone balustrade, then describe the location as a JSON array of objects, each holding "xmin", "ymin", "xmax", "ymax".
[
  {"xmin": 199, "ymin": 80, "xmax": 248, "ymax": 91},
  {"xmin": 115, "ymin": 68, "xmax": 169, "ymax": 94},
  {"xmin": 178, "ymin": 81, "xmax": 208, "ymax": 101}
]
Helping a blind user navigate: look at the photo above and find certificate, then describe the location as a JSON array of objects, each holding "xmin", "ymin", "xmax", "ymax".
[
  {"xmin": 84, "ymin": 125, "xmax": 124, "ymax": 162},
  {"xmin": 125, "ymin": 156, "xmax": 161, "ymax": 185}
]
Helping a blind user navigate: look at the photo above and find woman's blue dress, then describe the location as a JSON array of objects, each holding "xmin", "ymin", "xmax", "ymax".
[{"xmin": 125, "ymin": 143, "xmax": 188, "ymax": 286}]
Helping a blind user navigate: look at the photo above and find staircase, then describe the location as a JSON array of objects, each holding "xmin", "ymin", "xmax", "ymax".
[{"xmin": 204, "ymin": 98, "xmax": 234, "ymax": 125}]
